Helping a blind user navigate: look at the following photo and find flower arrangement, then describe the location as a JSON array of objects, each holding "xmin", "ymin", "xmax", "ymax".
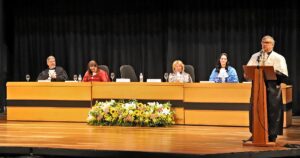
[{"xmin": 87, "ymin": 100, "xmax": 175, "ymax": 127}]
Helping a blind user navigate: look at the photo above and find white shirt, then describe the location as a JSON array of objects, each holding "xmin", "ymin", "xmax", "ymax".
[
  {"xmin": 48, "ymin": 69, "xmax": 56, "ymax": 79},
  {"xmin": 168, "ymin": 72, "xmax": 192, "ymax": 83},
  {"xmin": 247, "ymin": 51, "xmax": 288, "ymax": 76},
  {"xmin": 218, "ymin": 68, "xmax": 229, "ymax": 78}
]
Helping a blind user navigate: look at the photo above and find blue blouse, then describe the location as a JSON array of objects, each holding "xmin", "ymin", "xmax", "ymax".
[{"xmin": 209, "ymin": 66, "xmax": 239, "ymax": 83}]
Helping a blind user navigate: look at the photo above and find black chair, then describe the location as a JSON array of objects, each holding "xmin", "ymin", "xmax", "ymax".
[
  {"xmin": 99, "ymin": 65, "xmax": 109, "ymax": 75},
  {"xmin": 120, "ymin": 65, "xmax": 138, "ymax": 82},
  {"xmin": 184, "ymin": 65, "xmax": 195, "ymax": 82}
]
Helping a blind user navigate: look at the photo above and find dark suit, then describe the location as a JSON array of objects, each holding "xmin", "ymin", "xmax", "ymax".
[{"xmin": 37, "ymin": 66, "xmax": 68, "ymax": 81}]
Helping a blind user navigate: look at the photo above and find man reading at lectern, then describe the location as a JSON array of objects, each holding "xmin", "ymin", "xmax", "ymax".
[{"xmin": 246, "ymin": 35, "xmax": 288, "ymax": 142}]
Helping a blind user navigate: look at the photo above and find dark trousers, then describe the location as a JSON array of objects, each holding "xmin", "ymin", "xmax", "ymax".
[{"xmin": 249, "ymin": 80, "xmax": 284, "ymax": 136}]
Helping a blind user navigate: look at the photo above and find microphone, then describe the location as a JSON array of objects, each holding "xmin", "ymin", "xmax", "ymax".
[
  {"xmin": 261, "ymin": 50, "xmax": 266, "ymax": 66},
  {"xmin": 256, "ymin": 49, "xmax": 263, "ymax": 63},
  {"xmin": 256, "ymin": 50, "xmax": 263, "ymax": 69}
]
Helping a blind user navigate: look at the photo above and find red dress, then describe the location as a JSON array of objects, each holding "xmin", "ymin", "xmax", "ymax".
[{"xmin": 83, "ymin": 69, "xmax": 110, "ymax": 82}]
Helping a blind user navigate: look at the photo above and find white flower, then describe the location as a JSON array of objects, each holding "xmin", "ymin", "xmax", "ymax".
[
  {"xmin": 101, "ymin": 103, "xmax": 111, "ymax": 111},
  {"xmin": 129, "ymin": 110, "xmax": 134, "ymax": 114},
  {"xmin": 162, "ymin": 108, "xmax": 170, "ymax": 115},
  {"xmin": 108, "ymin": 100, "xmax": 115, "ymax": 106},
  {"xmin": 87, "ymin": 115, "xmax": 95, "ymax": 121},
  {"xmin": 148, "ymin": 102, "xmax": 156, "ymax": 107},
  {"xmin": 97, "ymin": 101, "xmax": 104, "ymax": 106},
  {"xmin": 124, "ymin": 102, "xmax": 136, "ymax": 109},
  {"xmin": 156, "ymin": 103, "xmax": 163, "ymax": 108}
]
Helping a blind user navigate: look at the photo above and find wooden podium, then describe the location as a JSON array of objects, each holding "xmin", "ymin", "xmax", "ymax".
[{"xmin": 243, "ymin": 65, "xmax": 277, "ymax": 146}]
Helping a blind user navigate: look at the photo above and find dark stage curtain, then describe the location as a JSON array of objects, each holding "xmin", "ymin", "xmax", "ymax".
[
  {"xmin": 0, "ymin": 44, "xmax": 7, "ymax": 113},
  {"xmin": 0, "ymin": 0, "xmax": 7, "ymax": 113},
  {"xmin": 2, "ymin": 0, "xmax": 300, "ymax": 114}
]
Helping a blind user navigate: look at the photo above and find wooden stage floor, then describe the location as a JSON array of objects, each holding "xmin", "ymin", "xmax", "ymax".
[{"xmin": 1, "ymin": 117, "xmax": 300, "ymax": 157}]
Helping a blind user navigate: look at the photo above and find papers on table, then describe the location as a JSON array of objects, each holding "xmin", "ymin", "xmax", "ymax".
[
  {"xmin": 146, "ymin": 79, "xmax": 161, "ymax": 82},
  {"xmin": 37, "ymin": 80, "xmax": 51, "ymax": 82},
  {"xmin": 199, "ymin": 81, "xmax": 214, "ymax": 83},
  {"xmin": 116, "ymin": 78, "xmax": 131, "ymax": 82}
]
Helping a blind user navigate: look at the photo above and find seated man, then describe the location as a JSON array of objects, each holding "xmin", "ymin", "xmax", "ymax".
[{"xmin": 37, "ymin": 56, "xmax": 68, "ymax": 81}]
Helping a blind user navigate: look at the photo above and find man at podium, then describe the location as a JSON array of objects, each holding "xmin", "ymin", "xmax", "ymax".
[{"xmin": 246, "ymin": 35, "xmax": 289, "ymax": 142}]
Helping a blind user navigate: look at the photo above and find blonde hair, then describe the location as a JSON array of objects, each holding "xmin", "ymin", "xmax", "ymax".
[{"xmin": 172, "ymin": 60, "xmax": 185, "ymax": 72}]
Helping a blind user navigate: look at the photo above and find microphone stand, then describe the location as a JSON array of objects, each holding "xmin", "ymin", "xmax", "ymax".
[{"xmin": 256, "ymin": 50, "xmax": 264, "ymax": 69}]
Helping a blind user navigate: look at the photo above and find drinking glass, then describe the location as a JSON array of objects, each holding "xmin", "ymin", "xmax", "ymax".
[
  {"xmin": 110, "ymin": 72, "xmax": 115, "ymax": 81},
  {"xmin": 73, "ymin": 74, "xmax": 78, "ymax": 81},
  {"xmin": 25, "ymin": 74, "xmax": 30, "ymax": 82},
  {"xmin": 164, "ymin": 73, "xmax": 169, "ymax": 82}
]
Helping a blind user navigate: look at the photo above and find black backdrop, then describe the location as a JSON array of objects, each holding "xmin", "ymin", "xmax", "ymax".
[{"xmin": 0, "ymin": 0, "xmax": 299, "ymax": 114}]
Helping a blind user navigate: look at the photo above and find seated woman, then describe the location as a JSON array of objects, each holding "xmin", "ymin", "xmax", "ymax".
[
  {"xmin": 168, "ymin": 60, "xmax": 192, "ymax": 83},
  {"xmin": 209, "ymin": 53, "xmax": 239, "ymax": 83},
  {"xmin": 83, "ymin": 60, "xmax": 110, "ymax": 82}
]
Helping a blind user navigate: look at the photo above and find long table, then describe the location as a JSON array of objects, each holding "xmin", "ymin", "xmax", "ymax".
[
  {"xmin": 6, "ymin": 82, "xmax": 293, "ymax": 127},
  {"xmin": 183, "ymin": 83, "xmax": 292, "ymax": 127},
  {"xmin": 6, "ymin": 82, "xmax": 91, "ymax": 122}
]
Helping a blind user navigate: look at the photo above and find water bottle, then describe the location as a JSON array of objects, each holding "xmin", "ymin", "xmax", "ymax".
[
  {"xmin": 78, "ymin": 74, "xmax": 82, "ymax": 82},
  {"xmin": 139, "ymin": 73, "xmax": 143, "ymax": 82}
]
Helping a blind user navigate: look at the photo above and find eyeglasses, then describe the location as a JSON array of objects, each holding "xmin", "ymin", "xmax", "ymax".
[
  {"xmin": 262, "ymin": 41, "xmax": 272, "ymax": 44},
  {"xmin": 48, "ymin": 60, "xmax": 56, "ymax": 63}
]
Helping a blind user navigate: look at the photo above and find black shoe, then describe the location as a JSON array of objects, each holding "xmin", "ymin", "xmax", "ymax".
[
  {"xmin": 269, "ymin": 135, "xmax": 277, "ymax": 142},
  {"xmin": 242, "ymin": 136, "xmax": 253, "ymax": 143}
]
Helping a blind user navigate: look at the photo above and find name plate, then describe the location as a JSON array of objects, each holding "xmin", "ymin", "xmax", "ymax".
[
  {"xmin": 146, "ymin": 79, "xmax": 162, "ymax": 82},
  {"xmin": 65, "ymin": 80, "xmax": 78, "ymax": 82},
  {"xmin": 199, "ymin": 81, "xmax": 215, "ymax": 83},
  {"xmin": 37, "ymin": 80, "xmax": 51, "ymax": 82},
  {"xmin": 116, "ymin": 78, "xmax": 131, "ymax": 82}
]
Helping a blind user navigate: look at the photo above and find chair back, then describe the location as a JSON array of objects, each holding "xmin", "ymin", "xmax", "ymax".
[
  {"xmin": 99, "ymin": 65, "xmax": 110, "ymax": 75},
  {"xmin": 184, "ymin": 65, "xmax": 195, "ymax": 82},
  {"xmin": 120, "ymin": 65, "xmax": 138, "ymax": 82}
]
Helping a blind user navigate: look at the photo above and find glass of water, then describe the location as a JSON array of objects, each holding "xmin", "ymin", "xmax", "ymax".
[
  {"xmin": 73, "ymin": 74, "xmax": 78, "ymax": 81},
  {"xmin": 110, "ymin": 72, "xmax": 115, "ymax": 82},
  {"xmin": 164, "ymin": 73, "xmax": 169, "ymax": 82},
  {"xmin": 25, "ymin": 74, "xmax": 30, "ymax": 82}
]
